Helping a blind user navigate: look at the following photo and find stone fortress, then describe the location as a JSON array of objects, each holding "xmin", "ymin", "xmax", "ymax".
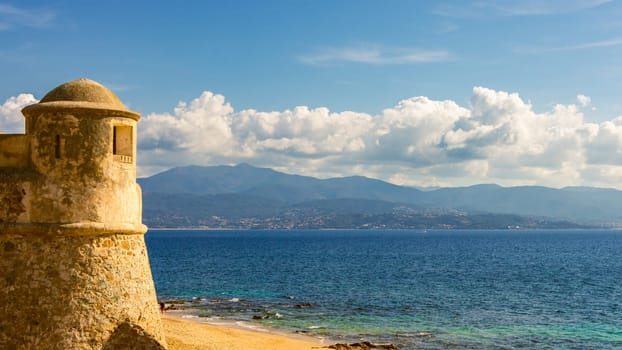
[{"xmin": 0, "ymin": 79, "xmax": 167, "ymax": 349}]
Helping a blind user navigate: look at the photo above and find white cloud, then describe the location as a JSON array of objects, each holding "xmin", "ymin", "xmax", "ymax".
[
  {"xmin": 371, "ymin": 96, "xmax": 468, "ymax": 165},
  {"xmin": 491, "ymin": 0, "xmax": 612, "ymax": 16},
  {"xmin": 5, "ymin": 86, "xmax": 622, "ymax": 189},
  {"xmin": 298, "ymin": 45, "xmax": 451, "ymax": 65},
  {"xmin": 517, "ymin": 37, "xmax": 622, "ymax": 54},
  {"xmin": 577, "ymin": 94, "xmax": 591, "ymax": 107},
  {"xmin": 434, "ymin": 0, "xmax": 611, "ymax": 18},
  {"xmin": 136, "ymin": 86, "xmax": 622, "ymax": 189},
  {"xmin": 0, "ymin": 5, "xmax": 56, "ymax": 30},
  {"xmin": 585, "ymin": 117, "xmax": 622, "ymax": 165},
  {"xmin": 139, "ymin": 92, "xmax": 374, "ymax": 169},
  {"xmin": 0, "ymin": 94, "xmax": 37, "ymax": 133}
]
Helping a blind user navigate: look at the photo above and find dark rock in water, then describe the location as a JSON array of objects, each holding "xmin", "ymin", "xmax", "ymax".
[
  {"xmin": 328, "ymin": 341, "xmax": 398, "ymax": 349},
  {"xmin": 252, "ymin": 310, "xmax": 283, "ymax": 320},
  {"xmin": 295, "ymin": 303, "xmax": 313, "ymax": 309}
]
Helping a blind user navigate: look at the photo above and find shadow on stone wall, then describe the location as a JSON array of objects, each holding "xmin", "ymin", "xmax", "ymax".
[{"xmin": 101, "ymin": 321, "xmax": 166, "ymax": 350}]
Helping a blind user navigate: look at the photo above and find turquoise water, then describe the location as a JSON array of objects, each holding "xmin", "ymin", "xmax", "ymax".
[{"xmin": 145, "ymin": 230, "xmax": 622, "ymax": 349}]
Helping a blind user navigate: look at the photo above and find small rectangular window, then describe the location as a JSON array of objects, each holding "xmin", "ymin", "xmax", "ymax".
[{"xmin": 113, "ymin": 125, "xmax": 133, "ymax": 163}]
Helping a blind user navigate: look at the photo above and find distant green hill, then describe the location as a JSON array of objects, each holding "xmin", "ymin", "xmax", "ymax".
[{"xmin": 138, "ymin": 164, "xmax": 622, "ymax": 228}]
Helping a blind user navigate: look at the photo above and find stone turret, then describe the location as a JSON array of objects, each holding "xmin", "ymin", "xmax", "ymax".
[{"xmin": 0, "ymin": 79, "xmax": 166, "ymax": 349}]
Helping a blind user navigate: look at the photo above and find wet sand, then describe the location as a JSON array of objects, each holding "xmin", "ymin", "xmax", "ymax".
[{"xmin": 162, "ymin": 314, "xmax": 327, "ymax": 350}]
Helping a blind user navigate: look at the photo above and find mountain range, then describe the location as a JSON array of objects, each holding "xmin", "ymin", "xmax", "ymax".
[{"xmin": 138, "ymin": 163, "xmax": 622, "ymax": 229}]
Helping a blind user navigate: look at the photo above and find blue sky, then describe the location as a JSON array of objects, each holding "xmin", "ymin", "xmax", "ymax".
[{"xmin": 2, "ymin": 1, "xmax": 622, "ymax": 188}]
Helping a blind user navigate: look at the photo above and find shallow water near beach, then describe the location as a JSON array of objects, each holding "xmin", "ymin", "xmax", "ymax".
[{"xmin": 146, "ymin": 229, "xmax": 622, "ymax": 349}]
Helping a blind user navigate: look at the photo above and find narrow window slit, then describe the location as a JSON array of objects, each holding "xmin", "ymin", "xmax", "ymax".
[
  {"xmin": 113, "ymin": 127, "xmax": 117, "ymax": 154},
  {"xmin": 55, "ymin": 135, "xmax": 61, "ymax": 159}
]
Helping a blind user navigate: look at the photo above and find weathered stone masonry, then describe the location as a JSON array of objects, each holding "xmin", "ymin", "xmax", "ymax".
[{"xmin": 0, "ymin": 79, "xmax": 166, "ymax": 349}]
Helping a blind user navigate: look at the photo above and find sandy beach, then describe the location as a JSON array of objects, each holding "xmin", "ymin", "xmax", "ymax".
[{"xmin": 162, "ymin": 314, "xmax": 327, "ymax": 350}]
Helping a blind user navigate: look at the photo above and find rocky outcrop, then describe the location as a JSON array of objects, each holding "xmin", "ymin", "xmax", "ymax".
[{"xmin": 328, "ymin": 341, "xmax": 398, "ymax": 349}]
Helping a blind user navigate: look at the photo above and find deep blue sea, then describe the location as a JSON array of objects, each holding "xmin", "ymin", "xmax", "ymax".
[{"xmin": 145, "ymin": 230, "xmax": 622, "ymax": 349}]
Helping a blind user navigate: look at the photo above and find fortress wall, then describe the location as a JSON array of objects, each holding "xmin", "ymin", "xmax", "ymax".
[
  {"xmin": 0, "ymin": 230, "xmax": 165, "ymax": 349},
  {"xmin": 0, "ymin": 135, "xmax": 29, "ymax": 168},
  {"xmin": 0, "ymin": 78, "xmax": 166, "ymax": 349},
  {"xmin": 0, "ymin": 171, "xmax": 33, "ymax": 223}
]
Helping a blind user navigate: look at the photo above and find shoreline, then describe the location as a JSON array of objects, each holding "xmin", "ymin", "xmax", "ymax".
[{"xmin": 161, "ymin": 311, "xmax": 329, "ymax": 350}]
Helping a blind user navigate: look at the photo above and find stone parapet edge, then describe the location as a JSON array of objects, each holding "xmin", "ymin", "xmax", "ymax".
[
  {"xmin": 0, "ymin": 222, "xmax": 148, "ymax": 236},
  {"xmin": 22, "ymin": 102, "xmax": 140, "ymax": 121}
]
